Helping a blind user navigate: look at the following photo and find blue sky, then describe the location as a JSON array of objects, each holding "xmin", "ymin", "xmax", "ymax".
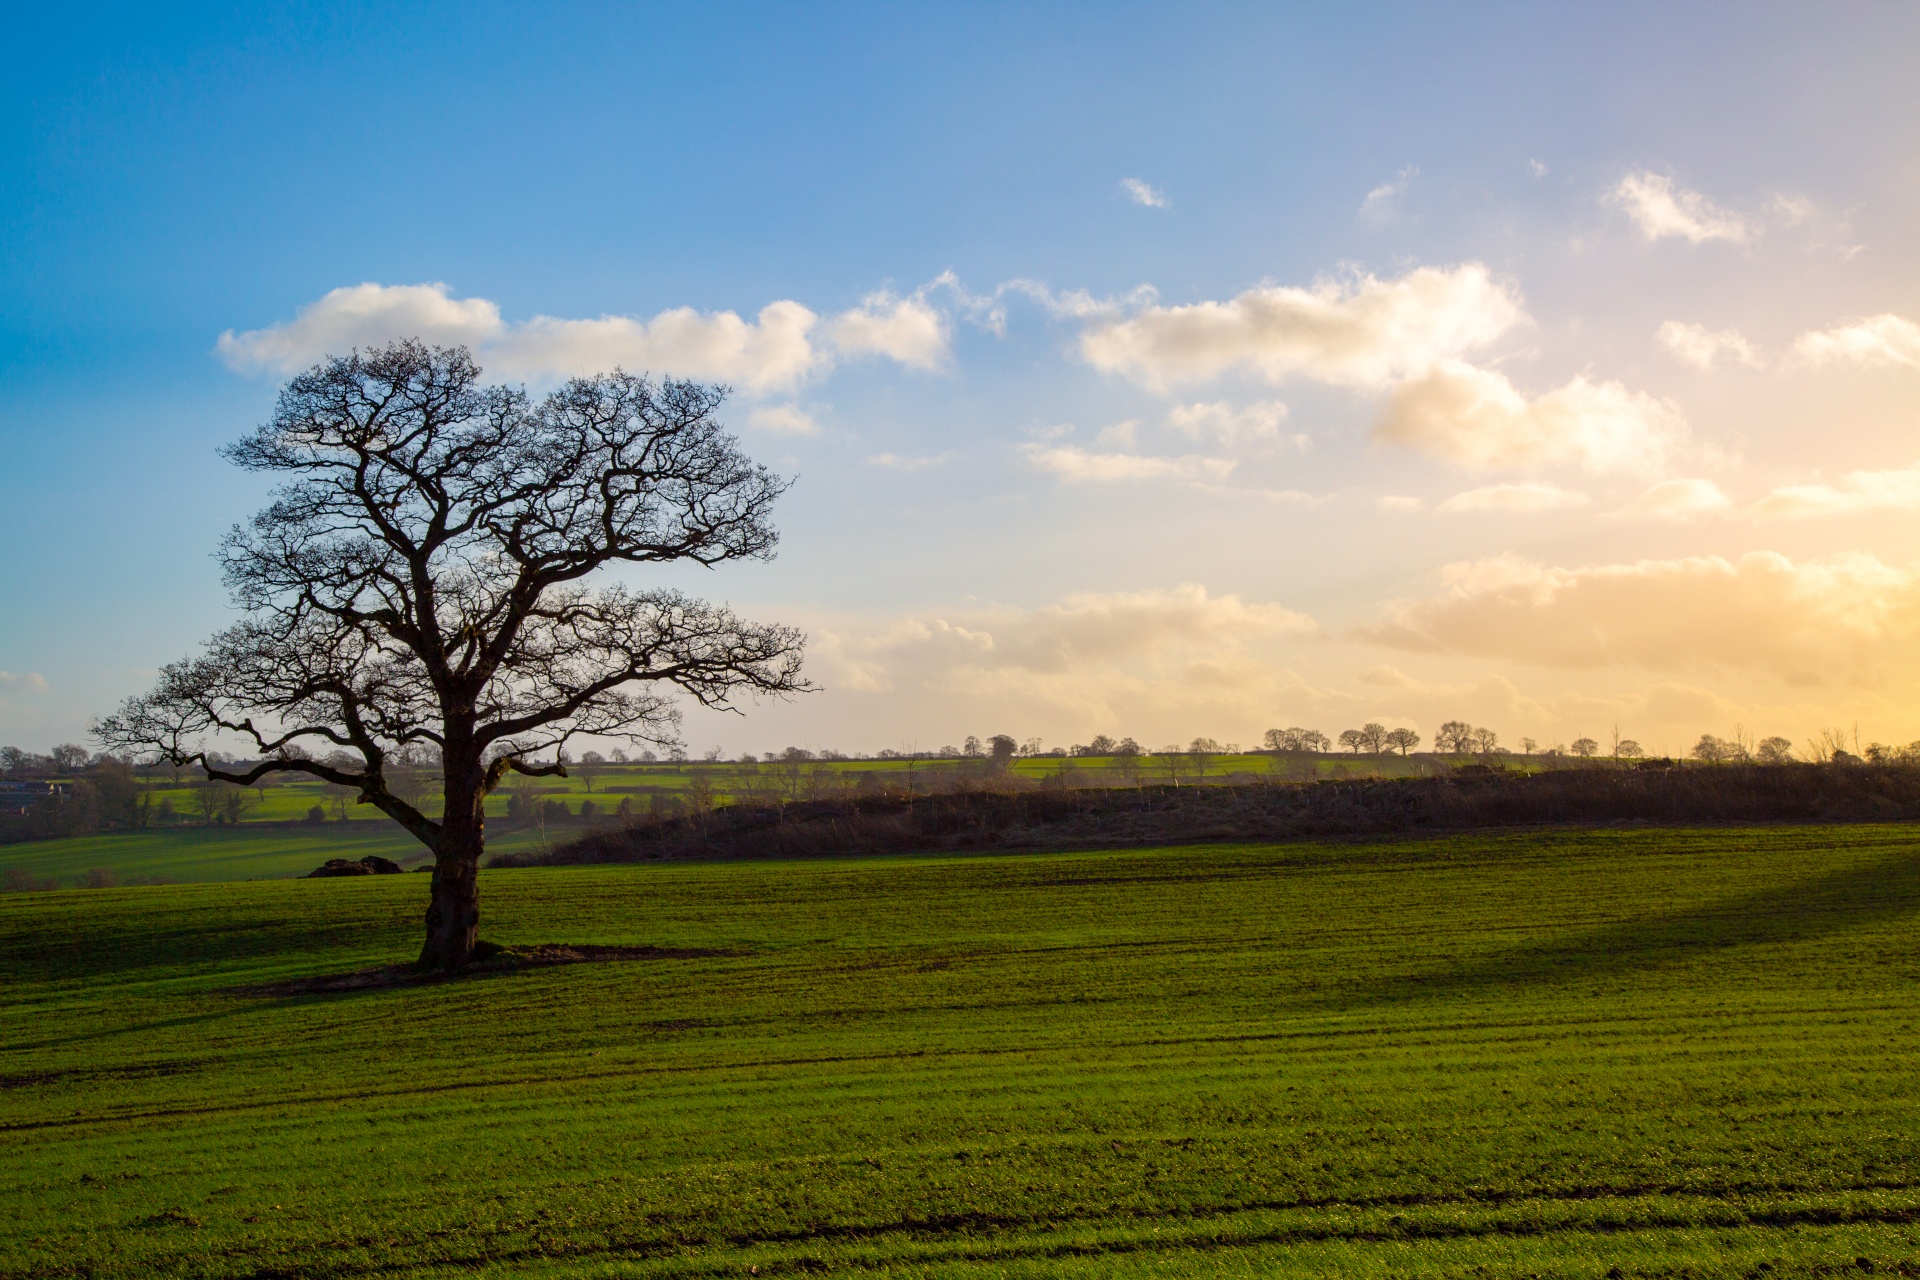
[{"xmin": 6, "ymin": 3, "xmax": 1920, "ymax": 757}]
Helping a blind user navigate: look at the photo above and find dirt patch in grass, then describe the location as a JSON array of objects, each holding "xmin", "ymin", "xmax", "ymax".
[{"xmin": 227, "ymin": 942, "xmax": 738, "ymax": 998}]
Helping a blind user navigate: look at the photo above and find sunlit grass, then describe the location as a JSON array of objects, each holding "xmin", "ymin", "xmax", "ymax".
[{"xmin": 4, "ymin": 825, "xmax": 1915, "ymax": 1277}]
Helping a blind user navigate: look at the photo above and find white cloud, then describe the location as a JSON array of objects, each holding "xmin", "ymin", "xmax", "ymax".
[
  {"xmin": 1659, "ymin": 320, "xmax": 1761, "ymax": 369},
  {"xmin": 1610, "ymin": 172, "xmax": 1757, "ymax": 244},
  {"xmin": 1359, "ymin": 551, "xmax": 1920, "ymax": 682},
  {"xmin": 0, "ymin": 671, "xmax": 49, "ymax": 691},
  {"xmin": 220, "ymin": 281, "xmax": 954, "ymax": 394},
  {"xmin": 488, "ymin": 301, "xmax": 821, "ymax": 392},
  {"xmin": 827, "ymin": 290, "xmax": 950, "ymax": 370},
  {"xmin": 1436, "ymin": 482, "xmax": 1590, "ymax": 514},
  {"xmin": 866, "ymin": 452, "xmax": 954, "ymax": 472},
  {"xmin": 1166, "ymin": 400, "xmax": 1290, "ymax": 449},
  {"xmin": 811, "ymin": 585, "xmax": 1320, "ymax": 722},
  {"xmin": 1528, "ymin": 159, "xmax": 1549, "ymax": 179},
  {"xmin": 1359, "ymin": 166, "xmax": 1417, "ymax": 225},
  {"xmin": 1793, "ymin": 314, "xmax": 1920, "ymax": 370},
  {"xmin": 1020, "ymin": 444, "xmax": 1237, "ymax": 484},
  {"xmin": 1748, "ymin": 462, "xmax": 1920, "ymax": 518},
  {"xmin": 1378, "ymin": 495, "xmax": 1425, "ymax": 513},
  {"xmin": 1078, "ymin": 263, "xmax": 1523, "ymax": 391},
  {"xmin": 1119, "ymin": 178, "xmax": 1170, "ymax": 209},
  {"xmin": 1616, "ymin": 478, "xmax": 1733, "ymax": 521},
  {"xmin": 216, "ymin": 283, "xmax": 504, "ymax": 371},
  {"xmin": 746, "ymin": 404, "xmax": 821, "ymax": 436},
  {"xmin": 1376, "ymin": 360, "xmax": 1685, "ymax": 475}
]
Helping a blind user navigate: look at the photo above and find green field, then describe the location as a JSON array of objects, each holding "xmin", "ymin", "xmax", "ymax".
[
  {"xmin": 4, "ymin": 825, "xmax": 1917, "ymax": 1277},
  {"xmin": 0, "ymin": 824, "xmax": 562, "ymax": 886},
  {"xmin": 9, "ymin": 753, "xmax": 1428, "ymax": 887}
]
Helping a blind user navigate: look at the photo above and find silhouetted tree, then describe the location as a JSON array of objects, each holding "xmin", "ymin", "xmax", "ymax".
[
  {"xmin": 98, "ymin": 343, "xmax": 805, "ymax": 969},
  {"xmin": 1384, "ymin": 727, "xmax": 1420, "ymax": 755}
]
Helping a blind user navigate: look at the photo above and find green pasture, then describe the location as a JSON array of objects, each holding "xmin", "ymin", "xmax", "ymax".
[
  {"xmin": 0, "ymin": 824, "xmax": 555, "ymax": 886},
  {"xmin": 125, "ymin": 751, "xmax": 1425, "ymax": 826},
  {"xmin": 3, "ymin": 825, "xmax": 1918, "ymax": 1277}
]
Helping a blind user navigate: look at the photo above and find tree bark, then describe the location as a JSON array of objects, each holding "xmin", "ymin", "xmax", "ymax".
[{"xmin": 418, "ymin": 759, "xmax": 485, "ymax": 970}]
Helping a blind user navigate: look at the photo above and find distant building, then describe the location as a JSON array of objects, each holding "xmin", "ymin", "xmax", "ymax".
[{"xmin": 0, "ymin": 779, "xmax": 66, "ymax": 817}]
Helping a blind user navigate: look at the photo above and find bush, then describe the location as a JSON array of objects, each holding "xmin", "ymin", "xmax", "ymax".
[
  {"xmin": 304, "ymin": 805, "xmax": 327, "ymax": 824},
  {"xmin": 80, "ymin": 868, "xmax": 118, "ymax": 889}
]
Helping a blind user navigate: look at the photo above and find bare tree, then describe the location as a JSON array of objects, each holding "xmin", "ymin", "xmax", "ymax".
[
  {"xmin": 1569, "ymin": 737, "xmax": 1598, "ymax": 759},
  {"xmin": 1755, "ymin": 736, "xmax": 1795, "ymax": 764},
  {"xmin": 97, "ymin": 343, "xmax": 806, "ymax": 969},
  {"xmin": 1469, "ymin": 726, "xmax": 1500, "ymax": 756},
  {"xmin": 1384, "ymin": 726, "xmax": 1420, "ymax": 756},
  {"xmin": 1435, "ymin": 720, "xmax": 1474, "ymax": 755},
  {"xmin": 1357, "ymin": 723, "xmax": 1388, "ymax": 754},
  {"xmin": 1337, "ymin": 729, "xmax": 1364, "ymax": 754},
  {"xmin": 576, "ymin": 750, "xmax": 605, "ymax": 792}
]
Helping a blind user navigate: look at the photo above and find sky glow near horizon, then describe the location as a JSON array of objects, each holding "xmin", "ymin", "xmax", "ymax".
[{"xmin": 4, "ymin": 4, "xmax": 1920, "ymax": 759}]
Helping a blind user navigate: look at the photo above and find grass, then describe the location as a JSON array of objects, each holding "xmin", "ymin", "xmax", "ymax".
[
  {"xmin": 2, "ymin": 825, "xmax": 1917, "ymax": 1277},
  {"xmin": 0, "ymin": 824, "xmax": 557, "ymax": 886},
  {"xmin": 117, "ymin": 751, "xmax": 1421, "ymax": 827}
]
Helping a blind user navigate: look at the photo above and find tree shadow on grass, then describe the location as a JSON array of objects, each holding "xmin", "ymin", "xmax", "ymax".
[{"xmin": 1348, "ymin": 846, "xmax": 1920, "ymax": 1006}]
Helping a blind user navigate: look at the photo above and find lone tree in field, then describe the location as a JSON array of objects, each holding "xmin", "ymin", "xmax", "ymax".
[{"xmin": 97, "ymin": 342, "xmax": 807, "ymax": 969}]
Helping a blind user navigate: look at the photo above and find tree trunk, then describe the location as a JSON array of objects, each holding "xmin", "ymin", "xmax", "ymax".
[{"xmin": 418, "ymin": 762, "xmax": 485, "ymax": 970}]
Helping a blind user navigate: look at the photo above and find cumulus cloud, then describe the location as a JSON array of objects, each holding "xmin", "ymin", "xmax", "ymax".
[
  {"xmin": 1748, "ymin": 462, "xmax": 1920, "ymax": 518},
  {"xmin": 1359, "ymin": 166, "xmax": 1417, "ymax": 225},
  {"xmin": 746, "ymin": 404, "xmax": 820, "ymax": 435},
  {"xmin": 1793, "ymin": 314, "xmax": 1920, "ymax": 370},
  {"xmin": 1610, "ymin": 172, "xmax": 1757, "ymax": 244},
  {"xmin": 827, "ymin": 290, "xmax": 950, "ymax": 369},
  {"xmin": 1119, "ymin": 178, "xmax": 1169, "ymax": 209},
  {"xmin": 219, "ymin": 281, "xmax": 950, "ymax": 394},
  {"xmin": 1079, "ymin": 263, "xmax": 1523, "ymax": 391},
  {"xmin": 216, "ymin": 283, "xmax": 504, "ymax": 371},
  {"xmin": 1359, "ymin": 551, "xmax": 1920, "ymax": 682},
  {"xmin": 1436, "ymin": 482, "xmax": 1589, "ymax": 514},
  {"xmin": 1376, "ymin": 360, "xmax": 1685, "ymax": 475},
  {"xmin": 1166, "ymin": 400, "xmax": 1290, "ymax": 449},
  {"xmin": 810, "ymin": 585, "xmax": 1320, "ymax": 723},
  {"xmin": 0, "ymin": 670, "xmax": 49, "ymax": 691},
  {"xmin": 1020, "ymin": 444, "xmax": 1236, "ymax": 484},
  {"xmin": 1659, "ymin": 321, "xmax": 1762, "ymax": 369},
  {"xmin": 1616, "ymin": 478, "xmax": 1733, "ymax": 521}
]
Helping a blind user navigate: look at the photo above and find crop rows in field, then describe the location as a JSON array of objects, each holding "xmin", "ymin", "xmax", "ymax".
[{"xmin": 2, "ymin": 825, "xmax": 1917, "ymax": 1277}]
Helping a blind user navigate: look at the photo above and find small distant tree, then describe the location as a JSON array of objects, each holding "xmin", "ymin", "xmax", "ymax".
[
  {"xmin": 1469, "ymin": 726, "xmax": 1500, "ymax": 756},
  {"xmin": 49, "ymin": 744, "xmax": 90, "ymax": 774},
  {"xmin": 1384, "ymin": 727, "xmax": 1420, "ymax": 756},
  {"xmin": 1615, "ymin": 739, "xmax": 1644, "ymax": 760},
  {"xmin": 576, "ymin": 751, "xmax": 605, "ymax": 792},
  {"xmin": 1519, "ymin": 737, "xmax": 1538, "ymax": 756},
  {"xmin": 1569, "ymin": 737, "xmax": 1598, "ymax": 759},
  {"xmin": 963, "ymin": 735, "xmax": 983, "ymax": 758},
  {"xmin": 97, "ymin": 343, "xmax": 806, "ymax": 970},
  {"xmin": 1692, "ymin": 734, "xmax": 1731, "ymax": 764},
  {"xmin": 1755, "ymin": 736, "xmax": 1794, "ymax": 765},
  {"xmin": 1298, "ymin": 729, "xmax": 1330, "ymax": 754},
  {"xmin": 1157, "ymin": 746, "xmax": 1192, "ymax": 788},
  {"xmin": 1435, "ymin": 721, "xmax": 1474, "ymax": 755},
  {"xmin": 1337, "ymin": 729, "xmax": 1364, "ymax": 754},
  {"xmin": 987, "ymin": 734, "xmax": 1018, "ymax": 768},
  {"xmin": 1357, "ymin": 723, "xmax": 1388, "ymax": 754},
  {"xmin": 1804, "ymin": 727, "xmax": 1850, "ymax": 763},
  {"xmin": 1088, "ymin": 734, "xmax": 1118, "ymax": 756}
]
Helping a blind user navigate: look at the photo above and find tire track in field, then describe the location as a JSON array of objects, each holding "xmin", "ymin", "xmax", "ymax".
[
  {"xmin": 51, "ymin": 1183, "xmax": 1920, "ymax": 1280},
  {"xmin": 5, "ymin": 998, "xmax": 1901, "ymax": 1134}
]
